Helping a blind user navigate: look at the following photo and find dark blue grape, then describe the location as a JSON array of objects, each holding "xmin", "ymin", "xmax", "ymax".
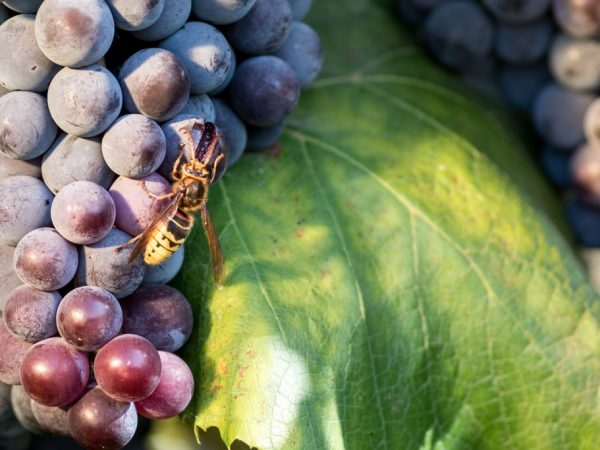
[
  {"xmin": 273, "ymin": 21, "xmax": 323, "ymax": 87},
  {"xmin": 213, "ymin": 99, "xmax": 247, "ymax": 166}
]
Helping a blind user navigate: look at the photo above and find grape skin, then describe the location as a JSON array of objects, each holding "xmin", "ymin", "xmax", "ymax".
[
  {"xmin": 68, "ymin": 386, "xmax": 137, "ymax": 450},
  {"xmin": 192, "ymin": 0, "xmax": 256, "ymax": 25},
  {"xmin": 497, "ymin": 63, "xmax": 551, "ymax": 112},
  {"xmin": 142, "ymin": 245, "xmax": 184, "ymax": 285},
  {"xmin": 553, "ymin": 0, "xmax": 600, "ymax": 38},
  {"xmin": 10, "ymin": 385, "xmax": 44, "ymax": 434},
  {"xmin": 289, "ymin": 0, "xmax": 313, "ymax": 20},
  {"xmin": 539, "ymin": 146, "xmax": 572, "ymax": 189},
  {"xmin": 495, "ymin": 18, "xmax": 553, "ymax": 65},
  {"xmin": 101, "ymin": 114, "xmax": 166, "ymax": 179},
  {"xmin": 0, "ymin": 4, "xmax": 7, "ymax": 23},
  {"xmin": 47, "ymin": 65, "xmax": 123, "ymax": 138},
  {"xmin": 160, "ymin": 21, "xmax": 234, "ymax": 94},
  {"xmin": 0, "ymin": 176, "xmax": 53, "ymax": 247},
  {"xmin": 105, "ymin": 0, "xmax": 165, "ymax": 31},
  {"xmin": 483, "ymin": 0, "xmax": 551, "ymax": 24},
  {"xmin": 565, "ymin": 196, "xmax": 600, "ymax": 246},
  {"xmin": 179, "ymin": 94, "xmax": 216, "ymax": 122},
  {"xmin": 0, "ymin": 320, "xmax": 33, "ymax": 385},
  {"xmin": 0, "ymin": 246, "xmax": 22, "ymax": 312},
  {"xmin": 246, "ymin": 121, "xmax": 285, "ymax": 151},
  {"xmin": 0, "ymin": 14, "xmax": 59, "ymax": 92},
  {"xmin": 570, "ymin": 143, "xmax": 600, "ymax": 198},
  {"xmin": 119, "ymin": 48, "xmax": 191, "ymax": 122},
  {"xmin": 549, "ymin": 34, "xmax": 600, "ymax": 92},
  {"xmin": 0, "ymin": 91, "xmax": 58, "ymax": 160},
  {"xmin": 2, "ymin": 0, "xmax": 42, "ymax": 13},
  {"xmin": 3, "ymin": 285, "xmax": 61, "ymax": 343},
  {"xmin": 0, "ymin": 155, "xmax": 42, "ymax": 182},
  {"xmin": 273, "ymin": 21, "xmax": 323, "ymax": 87},
  {"xmin": 131, "ymin": 0, "xmax": 192, "ymax": 41},
  {"xmin": 213, "ymin": 98, "xmax": 247, "ymax": 166},
  {"xmin": 583, "ymin": 96, "xmax": 600, "ymax": 147},
  {"xmin": 30, "ymin": 399, "xmax": 70, "ymax": 436},
  {"xmin": 41, "ymin": 133, "xmax": 115, "ymax": 195},
  {"xmin": 35, "ymin": 0, "xmax": 115, "ymax": 67}
]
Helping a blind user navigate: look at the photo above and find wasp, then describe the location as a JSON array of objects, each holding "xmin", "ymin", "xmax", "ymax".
[{"xmin": 116, "ymin": 121, "xmax": 227, "ymax": 288}]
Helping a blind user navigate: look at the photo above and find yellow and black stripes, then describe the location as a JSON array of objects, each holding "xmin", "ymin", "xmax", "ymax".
[{"xmin": 144, "ymin": 212, "xmax": 193, "ymax": 265}]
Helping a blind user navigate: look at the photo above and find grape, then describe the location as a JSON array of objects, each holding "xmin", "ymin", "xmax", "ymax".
[
  {"xmin": 0, "ymin": 176, "xmax": 53, "ymax": 247},
  {"xmin": 0, "ymin": 155, "xmax": 42, "ymax": 182},
  {"xmin": 121, "ymin": 284, "xmax": 192, "ymax": 352},
  {"xmin": 0, "ymin": 91, "xmax": 58, "ymax": 160},
  {"xmin": 0, "ymin": 246, "xmax": 22, "ymax": 311},
  {"xmin": 160, "ymin": 22, "xmax": 234, "ymax": 94},
  {"xmin": 35, "ymin": 0, "xmax": 114, "ymax": 67},
  {"xmin": 142, "ymin": 245, "xmax": 184, "ymax": 284},
  {"xmin": 584, "ymin": 97, "xmax": 600, "ymax": 146},
  {"xmin": 213, "ymin": 99, "xmax": 247, "ymax": 166},
  {"xmin": 191, "ymin": 0, "xmax": 255, "ymax": 25},
  {"xmin": 75, "ymin": 228, "xmax": 146, "ymax": 299},
  {"xmin": 68, "ymin": 386, "xmax": 137, "ymax": 450},
  {"xmin": 131, "ymin": 0, "xmax": 191, "ymax": 41},
  {"xmin": 41, "ymin": 133, "xmax": 115, "ymax": 195},
  {"xmin": 179, "ymin": 94, "xmax": 216, "ymax": 122},
  {"xmin": 532, "ymin": 83, "xmax": 594, "ymax": 150},
  {"xmin": 289, "ymin": 0, "xmax": 313, "ymax": 19},
  {"xmin": 14, "ymin": 228, "xmax": 78, "ymax": 291},
  {"xmin": 549, "ymin": 34, "xmax": 600, "ymax": 92},
  {"xmin": 483, "ymin": 0, "xmax": 551, "ymax": 24},
  {"xmin": 20, "ymin": 337, "xmax": 89, "ymax": 407},
  {"xmin": 0, "ymin": 15, "xmax": 59, "ymax": 92},
  {"xmin": 3, "ymin": 285, "xmax": 61, "ymax": 343},
  {"xmin": 30, "ymin": 400, "xmax": 69, "ymax": 436},
  {"xmin": 47, "ymin": 65, "xmax": 123, "ymax": 138},
  {"xmin": 553, "ymin": 0, "xmax": 600, "ymax": 38},
  {"xmin": 228, "ymin": 56, "xmax": 300, "ymax": 127},
  {"xmin": 2, "ymin": 0, "xmax": 41, "ymax": 13},
  {"xmin": 246, "ymin": 121, "xmax": 286, "ymax": 151},
  {"xmin": 109, "ymin": 173, "xmax": 172, "ymax": 236},
  {"xmin": 10, "ymin": 385, "xmax": 43, "ymax": 433},
  {"xmin": 0, "ymin": 4, "xmax": 7, "ymax": 23},
  {"xmin": 102, "ymin": 114, "xmax": 166, "ymax": 179},
  {"xmin": 565, "ymin": 196, "xmax": 600, "ymax": 246},
  {"xmin": 105, "ymin": 0, "xmax": 165, "ymax": 31},
  {"xmin": 56, "ymin": 286, "xmax": 122, "ymax": 352},
  {"xmin": 94, "ymin": 334, "xmax": 161, "ymax": 402},
  {"xmin": 497, "ymin": 63, "xmax": 550, "ymax": 112},
  {"xmin": 424, "ymin": 1, "xmax": 495, "ymax": 71},
  {"xmin": 0, "ymin": 320, "xmax": 32, "ymax": 384},
  {"xmin": 539, "ymin": 146, "xmax": 572, "ymax": 189},
  {"xmin": 51, "ymin": 181, "xmax": 115, "ymax": 245},
  {"xmin": 496, "ymin": 18, "xmax": 553, "ymax": 65},
  {"xmin": 135, "ymin": 351, "xmax": 193, "ymax": 419},
  {"xmin": 223, "ymin": 0, "xmax": 293, "ymax": 54},
  {"xmin": 570, "ymin": 143, "xmax": 600, "ymax": 197},
  {"xmin": 273, "ymin": 21, "xmax": 323, "ymax": 88},
  {"xmin": 207, "ymin": 48, "xmax": 236, "ymax": 96},
  {"xmin": 119, "ymin": 48, "xmax": 191, "ymax": 122}
]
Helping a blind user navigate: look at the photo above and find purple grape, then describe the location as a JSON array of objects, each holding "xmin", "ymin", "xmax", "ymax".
[
  {"xmin": 495, "ymin": 18, "xmax": 553, "ymax": 65},
  {"xmin": 41, "ymin": 133, "xmax": 115, "ymax": 195},
  {"xmin": 228, "ymin": 56, "xmax": 300, "ymax": 127},
  {"xmin": 105, "ymin": 0, "xmax": 165, "ymax": 31},
  {"xmin": 47, "ymin": 65, "xmax": 122, "ymax": 138},
  {"xmin": 0, "ymin": 176, "xmax": 53, "ymax": 247},
  {"xmin": 94, "ymin": 334, "xmax": 161, "ymax": 402},
  {"xmin": 532, "ymin": 83, "xmax": 594, "ymax": 150},
  {"xmin": 109, "ymin": 173, "xmax": 172, "ymax": 237},
  {"xmin": 584, "ymin": 97, "xmax": 600, "ymax": 147},
  {"xmin": 549, "ymin": 34, "xmax": 600, "ymax": 91},
  {"xmin": 119, "ymin": 48, "xmax": 191, "ymax": 122},
  {"xmin": 497, "ymin": 63, "xmax": 550, "ymax": 112},
  {"xmin": 192, "ymin": 0, "xmax": 255, "ymax": 24},
  {"xmin": 3, "ymin": 285, "xmax": 61, "ymax": 343},
  {"xmin": 57, "ymin": 286, "xmax": 122, "ymax": 352},
  {"xmin": 570, "ymin": 143, "xmax": 600, "ymax": 198},
  {"xmin": 10, "ymin": 385, "xmax": 44, "ymax": 433},
  {"xmin": 2, "ymin": 0, "xmax": 42, "ymax": 13},
  {"xmin": 0, "ymin": 14, "xmax": 59, "ymax": 92},
  {"xmin": 121, "ymin": 284, "xmax": 192, "ymax": 352},
  {"xmin": 0, "ymin": 246, "xmax": 23, "ymax": 312},
  {"xmin": 35, "ymin": 0, "xmax": 115, "ymax": 67},
  {"xmin": 51, "ymin": 181, "xmax": 115, "ymax": 245},
  {"xmin": 223, "ymin": 0, "xmax": 292, "ymax": 54},
  {"xmin": 0, "ymin": 91, "xmax": 58, "ymax": 160},
  {"xmin": 246, "ymin": 121, "xmax": 286, "ymax": 151},
  {"xmin": 160, "ymin": 22, "xmax": 234, "ymax": 94},
  {"xmin": 30, "ymin": 400, "xmax": 70, "ymax": 436},
  {"xmin": 20, "ymin": 337, "xmax": 89, "ymax": 407},
  {"xmin": 539, "ymin": 146, "xmax": 572, "ymax": 189},
  {"xmin": 14, "ymin": 228, "xmax": 78, "ymax": 291},
  {"xmin": 0, "ymin": 155, "xmax": 42, "ymax": 182},
  {"xmin": 0, "ymin": 320, "xmax": 32, "ymax": 384},
  {"xmin": 75, "ymin": 228, "xmax": 146, "ymax": 299},
  {"xmin": 553, "ymin": 0, "xmax": 600, "ymax": 38},
  {"xmin": 483, "ymin": 0, "xmax": 551, "ymax": 23},
  {"xmin": 566, "ymin": 196, "xmax": 600, "ymax": 246},
  {"xmin": 135, "ymin": 351, "xmax": 193, "ymax": 419},
  {"xmin": 102, "ymin": 114, "xmax": 166, "ymax": 179},
  {"xmin": 207, "ymin": 48, "xmax": 236, "ymax": 95},
  {"xmin": 273, "ymin": 21, "xmax": 323, "ymax": 87},
  {"xmin": 289, "ymin": 0, "xmax": 313, "ymax": 19},
  {"xmin": 142, "ymin": 245, "xmax": 184, "ymax": 284},
  {"xmin": 131, "ymin": 0, "xmax": 191, "ymax": 41},
  {"xmin": 179, "ymin": 94, "xmax": 216, "ymax": 122},
  {"xmin": 68, "ymin": 386, "xmax": 137, "ymax": 450},
  {"xmin": 213, "ymin": 99, "xmax": 247, "ymax": 166}
]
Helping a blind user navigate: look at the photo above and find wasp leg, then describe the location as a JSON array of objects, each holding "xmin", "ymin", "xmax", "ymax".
[
  {"xmin": 141, "ymin": 182, "xmax": 178, "ymax": 201},
  {"xmin": 210, "ymin": 153, "xmax": 225, "ymax": 183},
  {"xmin": 171, "ymin": 144, "xmax": 185, "ymax": 181},
  {"xmin": 113, "ymin": 233, "xmax": 143, "ymax": 254}
]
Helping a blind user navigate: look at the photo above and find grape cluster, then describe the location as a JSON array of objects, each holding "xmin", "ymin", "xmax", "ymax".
[
  {"xmin": 396, "ymin": 0, "xmax": 600, "ymax": 285},
  {"xmin": 0, "ymin": 0, "xmax": 323, "ymax": 448}
]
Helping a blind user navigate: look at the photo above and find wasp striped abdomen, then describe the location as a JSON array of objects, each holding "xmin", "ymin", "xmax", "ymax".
[{"xmin": 144, "ymin": 212, "xmax": 193, "ymax": 265}]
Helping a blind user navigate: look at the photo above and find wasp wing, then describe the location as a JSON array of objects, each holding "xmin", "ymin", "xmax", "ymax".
[
  {"xmin": 200, "ymin": 204, "xmax": 225, "ymax": 288},
  {"xmin": 128, "ymin": 192, "xmax": 184, "ymax": 264}
]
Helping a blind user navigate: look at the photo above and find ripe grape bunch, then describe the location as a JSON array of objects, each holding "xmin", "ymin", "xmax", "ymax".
[
  {"xmin": 396, "ymin": 0, "xmax": 600, "ymax": 285},
  {"xmin": 0, "ymin": 0, "xmax": 323, "ymax": 448}
]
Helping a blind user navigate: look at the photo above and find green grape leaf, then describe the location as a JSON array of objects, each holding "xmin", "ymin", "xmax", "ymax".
[{"xmin": 174, "ymin": 1, "xmax": 600, "ymax": 449}]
